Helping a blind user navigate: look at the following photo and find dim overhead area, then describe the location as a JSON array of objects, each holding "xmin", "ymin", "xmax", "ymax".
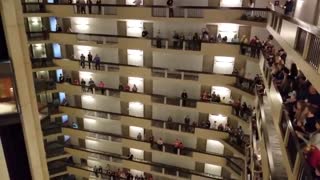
[{"xmin": 1, "ymin": 0, "xmax": 320, "ymax": 180}]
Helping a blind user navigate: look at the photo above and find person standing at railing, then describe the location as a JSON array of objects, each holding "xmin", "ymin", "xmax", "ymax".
[
  {"xmin": 98, "ymin": 81, "xmax": 105, "ymax": 95},
  {"xmin": 80, "ymin": 54, "xmax": 85, "ymax": 68},
  {"xmin": 172, "ymin": 31, "xmax": 179, "ymax": 49},
  {"xmin": 76, "ymin": 0, "xmax": 81, "ymax": 14},
  {"xmin": 132, "ymin": 84, "xmax": 138, "ymax": 92},
  {"xmin": 181, "ymin": 90, "xmax": 188, "ymax": 106},
  {"xmin": 87, "ymin": 52, "xmax": 93, "ymax": 69},
  {"xmin": 167, "ymin": 0, "xmax": 174, "ymax": 17},
  {"xmin": 87, "ymin": 0, "xmax": 92, "ymax": 14},
  {"xmin": 179, "ymin": 33, "xmax": 185, "ymax": 49},
  {"xmin": 96, "ymin": 0, "xmax": 101, "ymax": 14},
  {"xmin": 93, "ymin": 54, "xmax": 101, "ymax": 70},
  {"xmin": 88, "ymin": 78, "xmax": 96, "ymax": 94},
  {"xmin": 80, "ymin": 78, "xmax": 86, "ymax": 92},
  {"xmin": 282, "ymin": 0, "xmax": 294, "ymax": 16},
  {"xmin": 80, "ymin": 0, "xmax": 86, "ymax": 14}
]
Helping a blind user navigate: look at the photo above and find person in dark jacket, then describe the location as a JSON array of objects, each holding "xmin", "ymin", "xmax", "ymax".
[{"xmin": 283, "ymin": 0, "xmax": 294, "ymax": 16}]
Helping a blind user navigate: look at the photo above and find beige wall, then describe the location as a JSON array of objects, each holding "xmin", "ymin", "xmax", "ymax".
[
  {"xmin": 152, "ymin": 104, "xmax": 199, "ymax": 123},
  {"xmin": 153, "ymin": 79, "xmax": 201, "ymax": 99}
]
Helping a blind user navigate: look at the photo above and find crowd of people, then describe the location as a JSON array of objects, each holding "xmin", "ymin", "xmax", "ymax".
[
  {"xmin": 92, "ymin": 165, "xmax": 153, "ymax": 180},
  {"xmin": 261, "ymin": 32, "xmax": 320, "ymax": 177}
]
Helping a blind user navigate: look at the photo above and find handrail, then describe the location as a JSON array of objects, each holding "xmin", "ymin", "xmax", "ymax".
[
  {"xmin": 59, "ymin": 81, "xmax": 231, "ymax": 107},
  {"xmin": 62, "ymin": 125, "xmax": 244, "ymax": 163},
  {"xmin": 63, "ymin": 57, "xmax": 256, "ymax": 83},
  {"xmin": 57, "ymin": 82, "xmax": 253, "ymax": 125},
  {"xmin": 65, "ymin": 144, "xmax": 236, "ymax": 180},
  {"xmin": 21, "ymin": 2, "xmax": 270, "ymax": 11},
  {"xmin": 59, "ymin": 104, "xmax": 231, "ymax": 136},
  {"xmin": 270, "ymin": 10, "xmax": 320, "ymax": 38},
  {"xmin": 260, "ymin": 50, "xmax": 315, "ymax": 179}
]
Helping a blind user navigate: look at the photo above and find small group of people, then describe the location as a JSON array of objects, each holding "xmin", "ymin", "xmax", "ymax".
[
  {"xmin": 240, "ymin": 35, "xmax": 264, "ymax": 58},
  {"xmin": 119, "ymin": 84, "xmax": 139, "ymax": 92},
  {"xmin": 93, "ymin": 165, "xmax": 152, "ymax": 179},
  {"xmin": 200, "ymin": 91, "xmax": 222, "ymax": 103},
  {"xmin": 232, "ymin": 100, "xmax": 255, "ymax": 121},
  {"xmin": 80, "ymin": 52, "xmax": 101, "ymax": 70},
  {"xmin": 80, "ymin": 78, "xmax": 97, "ymax": 94},
  {"xmin": 74, "ymin": 0, "xmax": 102, "ymax": 14}
]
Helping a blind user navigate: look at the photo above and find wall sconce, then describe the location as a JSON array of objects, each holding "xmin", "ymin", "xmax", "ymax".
[
  {"xmin": 79, "ymin": 71, "xmax": 93, "ymax": 79},
  {"xmin": 82, "ymin": 95, "xmax": 95, "ymax": 103}
]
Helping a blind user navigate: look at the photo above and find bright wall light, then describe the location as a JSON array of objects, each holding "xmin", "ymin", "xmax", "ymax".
[
  {"xmin": 220, "ymin": 0, "xmax": 242, "ymax": 7},
  {"xmin": 73, "ymin": 17, "xmax": 90, "ymax": 32},
  {"xmin": 77, "ymin": 45, "xmax": 92, "ymax": 58},
  {"xmin": 206, "ymin": 139, "xmax": 224, "ymax": 154},
  {"xmin": 85, "ymin": 139, "xmax": 98, "ymax": 144},
  {"xmin": 129, "ymin": 102, "xmax": 144, "ymax": 117},
  {"xmin": 128, "ymin": 49, "xmax": 144, "ymax": 66},
  {"xmin": 213, "ymin": 56, "xmax": 235, "ymax": 74},
  {"xmin": 211, "ymin": 86, "xmax": 231, "ymax": 101},
  {"xmin": 209, "ymin": 114, "xmax": 228, "ymax": 127},
  {"xmin": 126, "ymin": 0, "xmax": 144, "ymax": 5},
  {"xmin": 34, "ymin": 43, "xmax": 44, "ymax": 50},
  {"xmin": 82, "ymin": 95, "xmax": 95, "ymax": 103},
  {"xmin": 130, "ymin": 148, "xmax": 144, "ymax": 160},
  {"xmin": 84, "ymin": 118, "xmax": 96, "ymax": 124},
  {"xmin": 130, "ymin": 169, "xmax": 144, "ymax": 177},
  {"xmin": 127, "ymin": 20, "xmax": 143, "ymax": 37},
  {"xmin": 30, "ymin": 17, "xmax": 41, "ymax": 26},
  {"xmin": 204, "ymin": 164, "xmax": 222, "ymax": 176},
  {"xmin": 217, "ymin": 23, "xmax": 239, "ymax": 42},
  {"xmin": 129, "ymin": 126, "xmax": 144, "ymax": 139},
  {"xmin": 128, "ymin": 77, "xmax": 144, "ymax": 93},
  {"xmin": 79, "ymin": 71, "xmax": 93, "ymax": 80},
  {"xmin": 74, "ymin": 17, "xmax": 89, "ymax": 25}
]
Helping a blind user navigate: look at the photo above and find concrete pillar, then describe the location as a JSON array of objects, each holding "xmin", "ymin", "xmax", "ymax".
[{"xmin": 0, "ymin": 0, "xmax": 50, "ymax": 179}]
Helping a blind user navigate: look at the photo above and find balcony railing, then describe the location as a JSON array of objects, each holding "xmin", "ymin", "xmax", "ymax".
[
  {"xmin": 26, "ymin": 31, "xmax": 49, "ymax": 41},
  {"xmin": 31, "ymin": 57, "xmax": 55, "ymax": 68},
  {"xmin": 260, "ymin": 48, "xmax": 315, "ymax": 179},
  {"xmin": 65, "ymin": 144, "xmax": 228, "ymax": 180}
]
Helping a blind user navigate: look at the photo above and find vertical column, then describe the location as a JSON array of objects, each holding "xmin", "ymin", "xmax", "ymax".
[{"xmin": 0, "ymin": 0, "xmax": 49, "ymax": 179}]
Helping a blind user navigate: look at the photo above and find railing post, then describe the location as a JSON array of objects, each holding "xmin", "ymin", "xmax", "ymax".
[
  {"xmin": 107, "ymin": 113, "xmax": 111, "ymax": 119},
  {"xmin": 166, "ymin": 8, "xmax": 169, "ymax": 17},
  {"xmin": 106, "ymin": 90, "xmax": 109, "ymax": 96},
  {"xmin": 165, "ymin": 70, "xmax": 168, "ymax": 78},
  {"xmin": 177, "ymin": 148, "xmax": 180, "ymax": 155},
  {"xmin": 176, "ymin": 171, "xmax": 179, "ymax": 176},
  {"xmin": 178, "ymin": 124, "xmax": 181, "ymax": 132},
  {"xmin": 164, "ymin": 97, "xmax": 167, "ymax": 104},
  {"xmin": 184, "ymin": 9, "xmax": 187, "ymax": 18},
  {"xmin": 108, "ymin": 136, "xmax": 112, "ymax": 141},
  {"xmin": 183, "ymin": 41, "xmax": 186, "ymax": 50},
  {"xmin": 110, "ymin": 157, "xmax": 113, "ymax": 162},
  {"xmin": 163, "ymin": 146, "xmax": 165, "ymax": 152},
  {"xmin": 179, "ymin": 99, "xmax": 182, "ymax": 106},
  {"xmin": 162, "ymin": 168, "xmax": 165, "ymax": 174},
  {"xmin": 105, "ymin": 64, "xmax": 108, "ymax": 72},
  {"xmin": 163, "ymin": 122, "xmax": 166, "ymax": 129},
  {"xmin": 165, "ymin": 40, "xmax": 169, "ymax": 49},
  {"xmin": 181, "ymin": 72, "xmax": 184, "ymax": 80}
]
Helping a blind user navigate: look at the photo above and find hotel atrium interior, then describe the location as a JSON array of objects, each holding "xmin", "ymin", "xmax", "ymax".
[{"xmin": 1, "ymin": 0, "xmax": 320, "ymax": 180}]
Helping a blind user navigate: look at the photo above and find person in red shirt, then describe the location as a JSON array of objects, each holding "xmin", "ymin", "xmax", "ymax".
[
  {"xmin": 304, "ymin": 145, "xmax": 320, "ymax": 168},
  {"xmin": 124, "ymin": 84, "xmax": 130, "ymax": 91}
]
